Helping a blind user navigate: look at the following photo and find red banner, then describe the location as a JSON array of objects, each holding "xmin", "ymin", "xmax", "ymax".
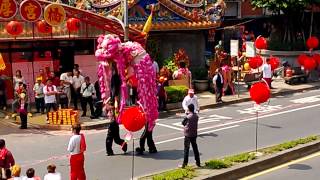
[
  {"xmin": 0, "ymin": 0, "xmax": 18, "ymax": 20},
  {"xmin": 20, "ymin": 0, "xmax": 42, "ymax": 22}
]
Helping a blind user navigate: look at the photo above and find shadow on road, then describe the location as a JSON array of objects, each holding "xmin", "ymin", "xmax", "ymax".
[{"xmin": 288, "ymin": 164, "xmax": 312, "ymax": 170}]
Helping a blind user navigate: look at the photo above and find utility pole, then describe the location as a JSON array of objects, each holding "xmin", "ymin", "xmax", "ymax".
[{"xmin": 123, "ymin": 0, "xmax": 129, "ymax": 42}]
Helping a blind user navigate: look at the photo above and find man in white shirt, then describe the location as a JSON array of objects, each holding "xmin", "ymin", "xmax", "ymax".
[
  {"xmin": 212, "ymin": 68, "xmax": 224, "ymax": 103},
  {"xmin": 262, "ymin": 58, "xmax": 272, "ymax": 88},
  {"xmin": 43, "ymin": 79, "xmax": 58, "ymax": 111},
  {"xmin": 182, "ymin": 89, "xmax": 199, "ymax": 114},
  {"xmin": 80, "ymin": 77, "xmax": 96, "ymax": 117},
  {"xmin": 72, "ymin": 70, "xmax": 84, "ymax": 110},
  {"xmin": 60, "ymin": 71, "xmax": 73, "ymax": 107}
]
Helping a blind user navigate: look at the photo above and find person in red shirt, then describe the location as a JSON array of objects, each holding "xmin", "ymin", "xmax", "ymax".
[
  {"xmin": 0, "ymin": 139, "xmax": 15, "ymax": 176},
  {"xmin": 50, "ymin": 72, "xmax": 60, "ymax": 87}
]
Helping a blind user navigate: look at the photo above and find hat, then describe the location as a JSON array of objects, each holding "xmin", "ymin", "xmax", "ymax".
[
  {"xmin": 188, "ymin": 89, "xmax": 194, "ymax": 94},
  {"xmin": 36, "ymin": 77, "xmax": 42, "ymax": 81}
]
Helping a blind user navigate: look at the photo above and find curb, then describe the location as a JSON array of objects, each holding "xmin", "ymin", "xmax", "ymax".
[{"xmin": 201, "ymin": 140, "xmax": 320, "ymax": 180}]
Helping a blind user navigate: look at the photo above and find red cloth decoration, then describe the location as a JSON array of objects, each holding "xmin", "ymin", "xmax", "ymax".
[
  {"xmin": 6, "ymin": 21, "xmax": 23, "ymax": 36},
  {"xmin": 255, "ymin": 36, "xmax": 267, "ymax": 50},
  {"xmin": 250, "ymin": 82, "xmax": 270, "ymax": 104},
  {"xmin": 306, "ymin": 36, "xmax": 319, "ymax": 50},
  {"xmin": 303, "ymin": 56, "xmax": 317, "ymax": 71},
  {"xmin": 248, "ymin": 56, "xmax": 263, "ymax": 69},
  {"xmin": 36, "ymin": 20, "xmax": 52, "ymax": 34},
  {"xmin": 67, "ymin": 18, "xmax": 81, "ymax": 32},
  {"xmin": 121, "ymin": 106, "xmax": 146, "ymax": 132},
  {"xmin": 297, "ymin": 54, "xmax": 307, "ymax": 66},
  {"xmin": 128, "ymin": 75, "xmax": 138, "ymax": 87},
  {"xmin": 269, "ymin": 56, "xmax": 280, "ymax": 71}
]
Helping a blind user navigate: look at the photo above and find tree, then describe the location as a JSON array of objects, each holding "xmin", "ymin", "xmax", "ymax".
[{"xmin": 251, "ymin": 0, "xmax": 320, "ymax": 46}]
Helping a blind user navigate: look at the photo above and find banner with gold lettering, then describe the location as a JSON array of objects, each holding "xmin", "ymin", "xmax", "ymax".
[
  {"xmin": 44, "ymin": 4, "xmax": 66, "ymax": 27},
  {"xmin": 0, "ymin": 0, "xmax": 18, "ymax": 20},
  {"xmin": 20, "ymin": 0, "xmax": 42, "ymax": 22}
]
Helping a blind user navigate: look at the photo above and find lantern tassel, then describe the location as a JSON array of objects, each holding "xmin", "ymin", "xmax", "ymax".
[{"xmin": 0, "ymin": 53, "xmax": 6, "ymax": 71}]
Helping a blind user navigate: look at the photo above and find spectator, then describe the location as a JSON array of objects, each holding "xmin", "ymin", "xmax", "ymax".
[
  {"xmin": 60, "ymin": 71, "xmax": 73, "ymax": 107},
  {"xmin": 43, "ymin": 164, "xmax": 61, "ymax": 180},
  {"xmin": 24, "ymin": 168, "xmax": 41, "ymax": 180},
  {"xmin": 13, "ymin": 70, "xmax": 25, "ymax": 90},
  {"xmin": 11, "ymin": 82, "xmax": 25, "ymax": 118},
  {"xmin": 152, "ymin": 59, "xmax": 159, "ymax": 75},
  {"xmin": 80, "ymin": 77, "xmax": 95, "ymax": 117},
  {"xmin": 43, "ymin": 79, "xmax": 58, "ymax": 123},
  {"xmin": 33, "ymin": 78, "xmax": 45, "ymax": 114},
  {"xmin": 37, "ymin": 69, "xmax": 47, "ymax": 84},
  {"xmin": 157, "ymin": 78, "xmax": 167, "ymax": 111},
  {"xmin": 50, "ymin": 72, "xmax": 60, "ymax": 87},
  {"xmin": 180, "ymin": 104, "xmax": 200, "ymax": 168},
  {"xmin": 9, "ymin": 164, "xmax": 22, "ymax": 180},
  {"xmin": 92, "ymin": 81, "xmax": 102, "ymax": 119},
  {"xmin": 57, "ymin": 81, "xmax": 68, "ymax": 109},
  {"xmin": 182, "ymin": 89, "xmax": 199, "ymax": 114},
  {"xmin": 212, "ymin": 68, "xmax": 224, "ymax": 103},
  {"xmin": 18, "ymin": 87, "xmax": 28, "ymax": 129},
  {"xmin": 5, "ymin": 168, "xmax": 12, "ymax": 179},
  {"xmin": 67, "ymin": 124, "xmax": 86, "ymax": 180},
  {"xmin": 0, "ymin": 139, "xmax": 15, "ymax": 176},
  {"xmin": 72, "ymin": 70, "xmax": 84, "ymax": 110},
  {"xmin": 263, "ymin": 58, "xmax": 272, "ymax": 88}
]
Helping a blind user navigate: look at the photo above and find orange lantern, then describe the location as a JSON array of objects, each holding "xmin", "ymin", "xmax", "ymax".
[
  {"xmin": 36, "ymin": 20, "xmax": 52, "ymax": 34},
  {"xmin": 6, "ymin": 21, "xmax": 23, "ymax": 36},
  {"xmin": 66, "ymin": 18, "xmax": 81, "ymax": 32}
]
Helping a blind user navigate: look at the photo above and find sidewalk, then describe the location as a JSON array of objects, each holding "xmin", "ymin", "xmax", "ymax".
[{"xmin": 1, "ymin": 78, "xmax": 320, "ymax": 130}]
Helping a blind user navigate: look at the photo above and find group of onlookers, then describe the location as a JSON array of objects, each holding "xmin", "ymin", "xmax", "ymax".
[{"xmin": 0, "ymin": 139, "xmax": 61, "ymax": 180}]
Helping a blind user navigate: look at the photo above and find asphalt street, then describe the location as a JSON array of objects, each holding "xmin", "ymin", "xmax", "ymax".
[
  {"xmin": 242, "ymin": 151, "xmax": 320, "ymax": 180},
  {"xmin": 1, "ymin": 89, "xmax": 320, "ymax": 180}
]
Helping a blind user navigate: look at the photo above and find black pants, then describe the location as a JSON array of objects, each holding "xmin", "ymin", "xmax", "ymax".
[
  {"xmin": 73, "ymin": 88, "xmax": 81, "ymax": 110},
  {"xmin": 81, "ymin": 96, "xmax": 94, "ymax": 116},
  {"xmin": 183, "ymin": 136, "xmax": 200, "ymax": 166},
  {"xmin": 20, "ymin": 112, "xmax": 28, "ymax": 129},
  {"xmin": 215, "ymin": 86, "xmax": 223, "ymax": 103},
  {"xmin": 0, "ymin": 91, "xmax": 6, "ymax": 109},
  {"xmin": 106, "ymin": 121, "xmax": 125, "ymax": 154},
  {"xmin": 158, "ymin": 96, "xmax": 166, "ymax": 111},
  {"xmin": 46, "ymin": 103, "xmax": 57, "ymax": 113},
  {"xmin": 93, "ymin": 101, "xmax": 103, "ymax": 118},
  {"xmin": 35, "ymin": 97, "xmax": 45, "ymax": 113},
  {"xmin": 139, "ymin": 126, "xmax": 157, "ymax": 152},
  {"xmin": 59, "ymin": 97, "xmax": 68, "ymax": 109}
]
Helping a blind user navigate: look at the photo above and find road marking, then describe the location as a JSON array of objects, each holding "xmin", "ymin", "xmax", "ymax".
[
  {"xmin": 155, "ymin": 125, "xmax": 239, "ymax": 145},
  {"xmin": 198, "ymin": 103, "xmax": 320, "ymax": 131},
  {"xmin": 238, "ymin": 105, "xmax": 283, "ymax": 115},
  {"xmin": 290, "ymin": 95, "xmax": 320, "ymax": 104},
  {"xmin": 173, "ymin": 115, "xmax": 232, "ymax": 127},
  {"xmin": 156, "ymin": 123, "xmax": 184, "ymax": 131},
  {"xmin": 241, "ymin": 151, "xmax": 320, "ymax": 180}
]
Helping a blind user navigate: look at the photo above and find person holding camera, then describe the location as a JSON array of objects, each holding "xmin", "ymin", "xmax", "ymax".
[{"xmin": 80, "ymin": 77, "xmax": 95, "ymax": 117}]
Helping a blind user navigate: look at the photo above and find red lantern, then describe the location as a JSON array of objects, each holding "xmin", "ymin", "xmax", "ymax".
[
  {"xmin": 303, "ymin": 56, "xmax": 317, "ymax": 71},
  {"xmin": 66, "ymin": 18, "xmax": 81, "ymax": 32},
  {"xmin": 6, "ymin": 21, "xmax": 23, "ymax": 36},
  {"xmin": 306, "ymin": 36, "xmax": 319, "ymax": 50},
  {"xmin": 121, "ymin": 106, "xmax": 146, "ymax": 132},
  {"xmin": 297, "ymin": 54, "xmax": 307, "ymax": 66},
  {"xmin": 269, "ymin": 56, "xmax": 280, "ymax": 71},
  {"xmin": 250, "ymin": 82, "xmax": 270, "ymax": 104},
  {"xmin": 248, "ymin": 56, "xmax": 263, "ymax": 69},
  {"xmin": 255, "ymin": 36, "xmax": 267, "ymax": 50},
  {"xmin": 36, "ymin": 20, "xmax": 52, "ymax": 34}
]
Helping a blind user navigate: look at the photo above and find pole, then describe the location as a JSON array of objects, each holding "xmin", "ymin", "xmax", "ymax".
[
  {"xmin": 237, "ymin": 56, "xmax": 240, "ymax": 98},
  {"xmin": 123, "ymin": 0, "xmax": 129, "ymax": 42},
  {"xmin": 255, "ymin": 110, "xmax": 258, "ymax": 152},
  {"xmin": 131, "ymin": 138, "xmax": 135, "ymax": 180}
]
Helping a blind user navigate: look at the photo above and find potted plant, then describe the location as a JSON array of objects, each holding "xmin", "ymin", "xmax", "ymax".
[{"xmin": 192, "ymin": 67, "xmax": 209, "ymax": 92}]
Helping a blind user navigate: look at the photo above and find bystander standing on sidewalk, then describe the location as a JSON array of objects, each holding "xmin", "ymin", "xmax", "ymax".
[
  {"xmin": 80, "ymin": 77, "xmax": 95, "ymax": 117},
  {"xmin": 18, "ymin": 89, "xmax": 28, "ymax": 129},
  {"xmin": 43, "ymin": 79, "xmax": 58, "ymax": 123},
  {"xmin": 263, "ymin": 58, "xmax": 272, "ymax": 88},
  {"xmin": 33, "ymin": 78, "xmax": 45, "ymax": 114},
  {"xmin": 180, "ymin": 104, "xmax": 200, "ymax": 168},
  {"xmin": 67, "ymin": 124, "xmax": 86, "ymax": 180},
  {"xmin": 182, "ymin": 89, "xmax": 199, "ymax": 114},
  {"xmin": 212, "ymin": 68, "xmax": 224, "ymax": 103},
  {"xmin": 60, "ymin": 71, "xmax": 73, "ymax": 107},
  {"xmin": 72, "ymin": 70, "xmax": 84, "ymax": 110},
  {"xmin": 0, "ymin": 139, "xmax": 15, "ymax": 179},
  {"xmin": 57, "ymin": 81, "xmax": 68, "ymax": 109}
]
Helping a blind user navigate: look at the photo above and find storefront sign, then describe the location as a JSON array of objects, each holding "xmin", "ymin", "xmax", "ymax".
[
  {"xmin": 44, "ymin": 4, "xmax": 66, "ymax": 27},
  {"xmin": 20, "ymin": 0, "xmax": 42, "ymax": 22},
  {"xmin": 230, "ymin": 40, "xmax": 239, "ymax": 57},
  {"xmin": 246, "ymin": 41, "xmax": 256, "ymax": 57},
  {"xmin": 0, "ymin": 0, "xmax": 18, "ymax": 20}
]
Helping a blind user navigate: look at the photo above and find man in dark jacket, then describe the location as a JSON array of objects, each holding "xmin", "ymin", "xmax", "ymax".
[
  {"xmin": 212, "ymin": 68, "xmax": 224, "ymax": 103},
  {"xmin": 181, "ymin": 104, "xmax": 200, "ymax": 168}
]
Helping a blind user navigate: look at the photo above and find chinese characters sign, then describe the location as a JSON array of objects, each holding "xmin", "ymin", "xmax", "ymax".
[
  {"xmin": 20, "ymin": 0, "xmax": 42, "ymax": 22},
  {"xmin": 44, "ymin": 4, "xmax": 66, "ymax": 27},
  {"xmin": 0, "ymin": 0, "xmax": 17, "ymax": 20}
]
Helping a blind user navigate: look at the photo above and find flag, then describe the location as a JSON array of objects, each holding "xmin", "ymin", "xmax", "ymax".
[{"xmin": 142, "ymin": 5, "xmax": 154, "ymax": 35}]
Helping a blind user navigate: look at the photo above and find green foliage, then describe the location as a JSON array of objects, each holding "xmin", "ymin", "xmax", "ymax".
[
  {"xmin": 224, "ymin": 153, "xmax": 256, "ymax": 163},
  {"xmin": 262, "ymin": 135, "xmax": 318, "ymax": 154},
  {"xmin": 151, "ymin": 166, "xmax": 195, "ymax": 180},
  {"xmin": 191, "ymin": 67, "xmax": 208, "ymax": 80},
  {"xmin": 164, "ymin": 86, "xmax": 188, "ymax": 103},
  {"xmin": 205, "ymin": 160, "xmax": 232, "ymax": 169},
  {"xmin": 163, "ymin": 56, "xmax": 178, "ymax": 73},
  {"xmin": 250, "ymin": 0, "xmax": 314, "ymax": 13}
]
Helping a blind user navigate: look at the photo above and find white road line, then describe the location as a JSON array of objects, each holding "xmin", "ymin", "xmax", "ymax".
[
  {"xmin": 156, "ymin": 123, "xmax": 184, "ymax": 131},
  {"xmin": 198, "ymin": 103, "xmax": 320, "ymax": 131},
  {"xmin": 155, "ymin": 125, "xmax": 240, "ymax": 145}
]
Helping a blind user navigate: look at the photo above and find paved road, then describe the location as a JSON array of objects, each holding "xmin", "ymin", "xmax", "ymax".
[
  {"xmin": 1, "ymin": 89, "xmax": 320, "ymax": 180},
  {"xmin": 242, "ymin": 151, "xmax": 320, "ymax": 180}
]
